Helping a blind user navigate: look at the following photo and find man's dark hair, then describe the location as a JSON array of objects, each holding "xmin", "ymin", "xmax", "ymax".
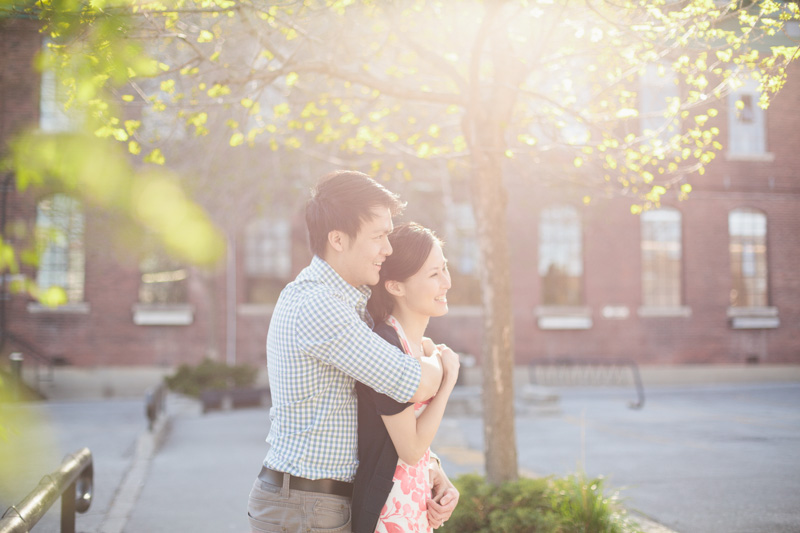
[{"xmin": 305, "ymin": 170, "xmax": 405, "ymax": 257}]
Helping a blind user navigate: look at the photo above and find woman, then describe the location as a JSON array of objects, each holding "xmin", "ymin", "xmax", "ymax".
[{"xmin": 352, "ymin": 222, "xmax": 460, "ymax": 533}]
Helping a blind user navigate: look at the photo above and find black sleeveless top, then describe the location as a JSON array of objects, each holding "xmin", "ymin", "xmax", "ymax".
[{"xmin": 351, "ymin": 321, "xmax": 413, "ymax": 533}]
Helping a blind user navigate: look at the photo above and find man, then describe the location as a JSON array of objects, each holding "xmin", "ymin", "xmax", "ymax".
[{"xmin": 248, "ymin": 170, "xmax": 459, "ymax": 532}]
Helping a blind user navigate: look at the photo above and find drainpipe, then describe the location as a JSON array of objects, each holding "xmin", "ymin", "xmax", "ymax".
[
  {"xmin": 225, "ymin": 232, "xmax": 237, "ymax": 366},
  {"xmin": 0, "ymin": 172, "xmax": 14, "ymax": 353}
]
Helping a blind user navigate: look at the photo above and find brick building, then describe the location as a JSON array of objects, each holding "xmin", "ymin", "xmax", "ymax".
[{"xmin": 1, "ymin": 17, "xmax": 798, "ymax": 371}]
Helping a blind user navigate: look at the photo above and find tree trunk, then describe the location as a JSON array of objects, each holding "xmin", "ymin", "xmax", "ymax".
[
  {"xmin": 467, "ymin": 113, "xmax": 518, "ymax": 484},
  {"xmin": 462, "ymin": 1, "xmax": 522, "ymax": 484}
]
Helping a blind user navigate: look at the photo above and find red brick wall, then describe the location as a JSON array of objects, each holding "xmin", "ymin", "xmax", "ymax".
[{"xmin": 2, "ymin": 19, "xmax": 798, "ymax": 368}]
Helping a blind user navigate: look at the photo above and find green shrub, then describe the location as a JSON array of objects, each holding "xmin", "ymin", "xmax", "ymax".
[
  {"xmin": 440, "ymin": 472, "xmax": 641, "ymax": 533},
  {"xmin": 164, "ymin": 358, "xmax": 258, "ymax": 397},
  {"xmin": 547, "ymin": 473, "xmax": 637, "ymax": 532}
]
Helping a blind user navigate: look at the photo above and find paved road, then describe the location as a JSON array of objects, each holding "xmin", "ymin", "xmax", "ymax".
[
  {"xmin": 439, "ymin": 383, "xmax": 800, "ymax": 533},
  {"xmin": 2, "ymin": 382, "xmax": 799, "ymax": 532}
]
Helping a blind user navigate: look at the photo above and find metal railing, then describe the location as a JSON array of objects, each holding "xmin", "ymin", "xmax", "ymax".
[
  {"xmin": 529, "ymin": 358, "xmax": 645, "ymax": 409},
  {"xmin": 0, "ymin": 448, "xmax": 93, "ymax": 533},
  {"xmin": 5, "ymin": 333, "xmax": 56, "ymax": 389}
]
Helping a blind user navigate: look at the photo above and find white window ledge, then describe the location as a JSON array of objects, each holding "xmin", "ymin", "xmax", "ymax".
[
  {"xmin": 727, "ymin": 306, "xmax": 779, "ymax": 329},
  {"xmin": 27, "ymin": 302, "xmax": 90, "ymax": 314},
  {"xmin": 535, "ymin": 306, "xmax": 592, "ymax": 330},
  {"xmin": 725, "ymin": 152, "xmax": 775, "ymax": 162},
  {"xmin": 637, "ymin": 306, "xmax": 692, "ymax": 318},
  {"xmin": 445, "ymin": 305, "xmax": 483, "ymax": 317},
  {"xmin": 132, "ymin": 304, "xmax": 194, "ymax": 326},
  {"xmin": 601, "ymin": 305, "xmax": 630, "ymax": 320},
  {"xmin": 237, "ymin": 304, "xmax": 276, "ymax": 316}
]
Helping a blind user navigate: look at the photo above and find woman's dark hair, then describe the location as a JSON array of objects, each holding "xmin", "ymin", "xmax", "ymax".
[
  {"xmin": 305, "ymin": 170, "xmax": 405, "ymax": 257},
  {"xmin": 367, "ymin": 222, "xmax": 443, "ymax": 323}
]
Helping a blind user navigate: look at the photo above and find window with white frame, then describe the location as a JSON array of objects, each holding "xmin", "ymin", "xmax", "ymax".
[
  {"xmin": 729, "ymin": 208, "xmax": 768, "ymax": 307},
  {"xmin": 727, "ymin": 76, "xmax": 766, "ymax": 156},
  {"xmin": 35, "ymin": 194, "xmax": 85, "ymax": 303},
  {"xmin": 539, "ymin": 205, "xmax": 583, "ymax": 306},
  {"xmin": 444, "ymin": 202, "xmax": 481, "ymax": 306},
  {"xmin": 138, "ymin": 249, "xmax": 188, "ymax": 305},
  {"xmin": 641, "ymin": 207, "xmax": 682, "ymax": 308},
  {"xmin": 244, "ymin": 216, "xmax": 291, "ymax": 304},
  {"xmin": 639, "ymin": 62, "xmax": 679, "ymax": 147}
]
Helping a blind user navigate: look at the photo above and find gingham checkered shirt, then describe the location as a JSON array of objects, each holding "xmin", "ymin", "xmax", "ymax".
[{"xmin": 263, "ymin": 256, "xmax": 422, "ymax": 482}]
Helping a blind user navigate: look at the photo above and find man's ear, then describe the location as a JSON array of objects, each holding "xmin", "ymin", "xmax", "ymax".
[
  {"xmin": 385, "ymin": 279, "xmax": 404, "ymax": 297},
  {"xmin": 327, "ymin": 230, "xmax": 346, "ymax": 253}
]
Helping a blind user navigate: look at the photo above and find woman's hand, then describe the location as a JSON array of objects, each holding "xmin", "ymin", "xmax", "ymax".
[{"xmin": 437, "ymin": 344, "xmax": 460, "ymax": 389}]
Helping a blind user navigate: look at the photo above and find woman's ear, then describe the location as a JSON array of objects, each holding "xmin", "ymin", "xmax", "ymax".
[{"xmin": 385, "ymin": 279, "xmax": 404, "ymax": 297}]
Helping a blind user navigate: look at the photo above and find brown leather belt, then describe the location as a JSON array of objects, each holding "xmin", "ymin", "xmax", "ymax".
[{"xmin": 258, "ymin": 466, "xmax": 353, "ymax": 498}]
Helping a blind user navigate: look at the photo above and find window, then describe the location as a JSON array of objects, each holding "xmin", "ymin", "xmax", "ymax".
[
  {"xmin": 729, "ymin": 208, "xmax": 767, "ymax": 307},
  {"xmin": 244, "ymin": 216, "xmax": 291, "ymax": 304},
  {"xmin": 639, "ymin": 62, "xmax": 679, "ymax": 146},
  {"xmin": 35, "ymin": 194, "xmax": 85, "ymax": 303},
  {"xmin": 139, "ymin": 250, "xmax": 188, "ymax": 305},
  {"xmin": 727, "ymin": 76, "xmax": 766, "ymax": 156},
  {"xmin": 39, "ymin": 69, "xmax": 72, "ymax": 132},
  {"xmin": 539, "ymin": 205, "xmax": 583, "ymax": 306},
  {"xmin": 444, "ymin": 202, "xmax": 481, "ymax": 306},
  {"xmin": 641, "ymin": 208, "xmax": 682, "ymax": 308}
]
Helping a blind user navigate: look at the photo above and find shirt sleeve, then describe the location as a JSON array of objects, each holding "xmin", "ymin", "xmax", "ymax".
[
  {"xmin": 296, "ymin": 290, "xmax": 421, "ymax": 403},
  {"xmin": 367, "ymin": 324, "xmax": 414, "ymax": 416}
]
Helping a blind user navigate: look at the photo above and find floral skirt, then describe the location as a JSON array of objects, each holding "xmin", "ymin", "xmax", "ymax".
[{"xmin": 374, "ymin": 448, "xmax": 431, "ymax": 533}]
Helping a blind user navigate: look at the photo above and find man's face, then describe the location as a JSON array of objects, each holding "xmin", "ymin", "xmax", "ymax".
[{"xmin": 337, "ymin": 206, "xmax": 394, "ymax": 287}]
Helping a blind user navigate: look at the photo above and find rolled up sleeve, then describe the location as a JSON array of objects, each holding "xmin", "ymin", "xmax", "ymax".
[{"xmin": 297, "ymin": 292, "xmax": 421, "ymax": 403}]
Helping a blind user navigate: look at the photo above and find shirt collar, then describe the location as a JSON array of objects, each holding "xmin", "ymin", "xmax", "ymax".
[{"xmin": 308, "ymin": 255, "xmax": 372, "ymax": 317}]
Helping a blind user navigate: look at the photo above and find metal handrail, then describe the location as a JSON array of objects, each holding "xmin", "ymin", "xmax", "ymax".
[
  {"xmin": 5, "ymin": 332, "xmax": 55, "ymax": 382},
  {"xmin": 0, "ymin": 448, "xmax": 93, "ymax": 533},
  {"xmin": 529, "ymin": 358, "xmax": 645, "ymax": 409}
]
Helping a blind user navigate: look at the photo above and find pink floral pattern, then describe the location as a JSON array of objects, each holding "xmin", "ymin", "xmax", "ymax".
[
  {"xmin": 374, "ymin": 406, "xmax": 431, "ymax": 533},
  {"xmin": 375, "ymin": 316, "xmax": 433, "ymax": 533}
]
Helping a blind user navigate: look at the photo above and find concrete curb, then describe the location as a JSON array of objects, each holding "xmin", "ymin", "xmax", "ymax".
[{"xmin": 97, "ymin": 408, "xmax": 171, "ymax": 533}]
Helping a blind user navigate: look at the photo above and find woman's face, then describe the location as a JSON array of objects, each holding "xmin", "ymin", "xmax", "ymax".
[{"xmin": 393, "ymin": 241, "xmax": 451, "ymax": 318}]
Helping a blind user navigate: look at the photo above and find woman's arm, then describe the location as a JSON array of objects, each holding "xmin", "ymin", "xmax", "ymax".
[{"xmin": 382, "ymin": 346, "xmax": 460, "ymax": 465}]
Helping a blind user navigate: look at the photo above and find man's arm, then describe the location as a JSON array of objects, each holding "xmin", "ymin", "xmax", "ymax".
[
  {"xmin": 297, "ymin": 292, "xmax": 426, "ymax": 403},
  {"xmin": 410, "ymin": 354, "xmax": 443, "ymax": 403}
]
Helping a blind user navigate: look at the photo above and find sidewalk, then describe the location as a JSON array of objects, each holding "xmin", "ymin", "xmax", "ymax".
[{"xmin": 4, "ymin": 365, "xmax": 800, "ymax": 532}]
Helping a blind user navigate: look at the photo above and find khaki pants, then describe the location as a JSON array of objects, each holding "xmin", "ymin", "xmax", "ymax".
[{"xmin": 247, "ymin": 475, "xmax": 352, "ymax": 533}]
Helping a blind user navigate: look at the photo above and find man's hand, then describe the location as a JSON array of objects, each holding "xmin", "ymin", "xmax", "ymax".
[{"xmin": 428, "ymin": 459, "xmax": 459, "ymax": 529}]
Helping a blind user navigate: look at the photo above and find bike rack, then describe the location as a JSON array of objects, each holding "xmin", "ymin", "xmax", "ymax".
[{"xmin": 528, "ymin": 358, "xmax": 645, "ymax": 409}]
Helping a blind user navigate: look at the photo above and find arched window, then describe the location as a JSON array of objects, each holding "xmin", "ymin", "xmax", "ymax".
[
  {"xmin": 539, "ymin": 205, "xmax": 583, "ymax": 306},
  {"xmin": 35, "ymin": 194, "xmax": 85, "ymax": 303},
  {"xmin": 244, "ymin": 215, "xmax": 291, "ymax": 304},
  {"xmin": 641, "ymin": 207, "xmax": 682, "ymax": 307},
  {"xmin": 729, "ymin": 208, "xmax": 768, "ymax": 307}
]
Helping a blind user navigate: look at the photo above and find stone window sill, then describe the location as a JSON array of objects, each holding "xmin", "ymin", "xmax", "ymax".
[
  {"xmin": 725, "ymin": 152, "xmax": 775, "ymax": 162},
  {"xmin": 535, "ymin": 306, "xmax": 592, "ymax": 330},
  {"xmin": 237, "ymin": 304, "xmax": 276, "ymax": 316},
  {"xmin": 27, "ymin": 302, "xmax": 90, "ymax": 314},
  {"xmin": 727, "ymin": 306, "xmax": 779, "ymax": 329},
  {"xmin": 637, "ymin": 306, "xmax": 692, "ymax": 318},
  {"xmin": 132, "ymin": 304, "xmax": 194, "ymax": 326}
]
